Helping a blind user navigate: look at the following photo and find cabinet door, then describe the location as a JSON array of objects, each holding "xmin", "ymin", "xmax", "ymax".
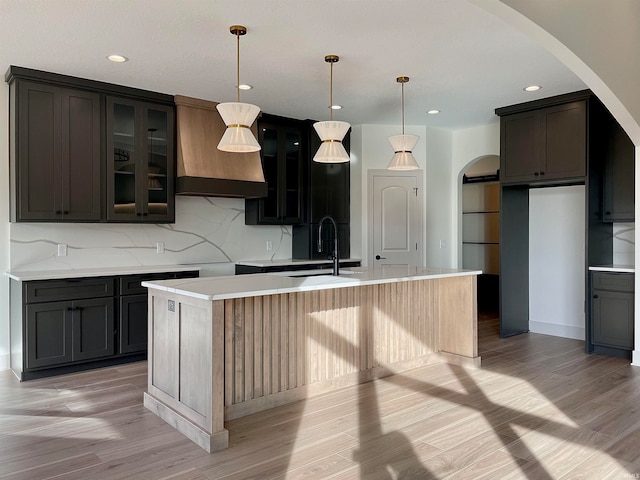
[
  {"xmin": 603, "ymin": 122, "xmax": 635, "ymax": 222},
  {"xmin": 119, "ymin": 294, "xmax": 148, "ymax": 354},
  {"xmin": 60, "ymin": 88, "xmax": 102, "ymax": 221},
  {"xmin": 16, "ymin": 81, "xmax": 62, "ymax": 220},
  {"xmin": 256, "ymin": 122, "xmax": 280, "ymax": 223},
  {"xmin": 592, "ymin": 290, "xmax": 634, "ymax": 350},
  {"xmin": 26, "ymin": 301, "xmax": 73, "ymax": 368},
  {"xmin": 280, "ymin": 126, "xmax": 302, "ymax": 223},
  {"xmin": 15, "ymin": 82, "xmax": 101, "ymax": 222},
  {"xmin": 500, "ymin": 110, "xmax": 540, "ymax": 184},
  {"xmin": 71, "ymin": 297, "xmax": 115, "ymax": 361},
  {"xmin": 106, "ymin": 97, "xmax": 175, "ymax": 222},
  {"xmin": 541, "ymin": 101, "xmax": 586, "ymax": 181}
]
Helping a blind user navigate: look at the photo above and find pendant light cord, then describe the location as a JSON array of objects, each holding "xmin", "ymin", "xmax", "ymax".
[
  {"xmin": 236, "ymin": 30, "xmax": 241, "ymax": 103},
  {"xmin": 329, "ymin": 61, "xmax": 333, "ymax": 121},
  {"xmin": 401, "ymin": 80, "xmax": 405, "ymax": 135}
]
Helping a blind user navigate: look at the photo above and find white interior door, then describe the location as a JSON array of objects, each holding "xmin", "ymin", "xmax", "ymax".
[{"xmin": 368, "ymin": 171, "xmax": 422, "ymax": 267}]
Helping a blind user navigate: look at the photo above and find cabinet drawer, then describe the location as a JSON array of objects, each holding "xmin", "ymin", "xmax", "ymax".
[
  {"xmin": 592, "ymin": 272, "xmax": 634, "ymax": 292},
  {"xmin": 119, "ymin": 270, "xmax": 199, "ymax": 295},
  {"xmin": 25, "ymin": 278, "xmax": 114, "ymax": 304}
]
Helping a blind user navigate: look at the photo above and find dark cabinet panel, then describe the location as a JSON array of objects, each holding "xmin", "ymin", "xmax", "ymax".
[
  {"xmin": 245, "ymin": 114, "xmax": 303, "ymax": 225},
  {"xmin": 603, "ymin": 121, "xmax": 635, "ymax": 222},
  {"xmin": 26, "ymin": 302, "xmax": 72, "ymax": 368},
  {"xmin": 71, "ymin": 298, "xmax": 115, "ymax": 361},
  {"xmin": 590, "ymin": 272, "xmax": 634, "ymax": 351},
  {"xmin": 119, "ymin": 294, "xmax": 148, "ymax": 354},
  {"xmin": 500, "ymin": 100, "xmax": 586, "ymax": 185},
  {"xmin": 13, "ymin": 80, "xmax": 101, "ymax": 221},
  {"xmin": 26, "ymin": 297, "xmax": 114, "ymax": 368},
  {"xmin": 106, "ymin": 97, "xmax": 175, "ymax": 223},
  {"xmin": 26, "ymin": 277, "xmax": 114, "ymax": 304}
]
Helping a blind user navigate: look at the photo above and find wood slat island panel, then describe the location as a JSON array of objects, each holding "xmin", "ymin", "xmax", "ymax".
[{"xmin": 144, "ymin": 271, "xmax": 479, "ymax": 452}]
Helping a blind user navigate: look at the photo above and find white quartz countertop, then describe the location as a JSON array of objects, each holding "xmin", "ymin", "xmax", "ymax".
[
  {"xmin": 142, "ymin": 266, "xmax": 482, "ymax": 301},
  {"xmin": 588, "ymin": 265, "xmax": 635, "ymax": 273},
  {"xmin": 6, "ymin": 264, "xmax": 201, "ymax": 282},
  {"xmin": 236, "ymin": 258, "xmax": 361, "ymax": 267}
]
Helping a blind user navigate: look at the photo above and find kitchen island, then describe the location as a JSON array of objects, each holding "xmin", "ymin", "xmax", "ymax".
[{"xmin": 142, "ymin": 266, "xmax": 481, "ymax": 452}]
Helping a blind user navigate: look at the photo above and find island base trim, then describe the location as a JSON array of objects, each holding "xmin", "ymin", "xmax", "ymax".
[
  {"xmin": 144, "ymin": 393, "xmax": 229, "ymax": 453},
  {"xmin": 439, "ymin": 351, "xmax": 481, "ymax": 368}
]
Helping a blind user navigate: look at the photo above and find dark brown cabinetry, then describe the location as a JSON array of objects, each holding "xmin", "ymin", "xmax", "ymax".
[
  {"xmin": 292, "ymin": 121, "xmax": 351, "ymax": 260},
  {"xmin": 6, "ymin": 65, "xmax": 176, "ymax": 224},
  {"xmin": 9, "ymin": 79, "xmax": 101, "ymax": 222},
  {"xmin": 24, "ymin": 278, "xmax": 115, "ymax": 369},
  {"xmin": 245, "ymin": 114, "xmax": 304, "ymax": 225},
  {"xmin": 10, "ymin": 269, "xmax": 199, "ymax": 380},
  {"xmin": 591, "ymin": 272, "xmax": 634, "ymax": 351},
  {"xmin": 106, "ymin": 97, "xmax": 175, "ymax": 222},
  {"xmin": 602, "ymin": 120, "xmax": 635, "ymax": 222},
  {"xmin": 499, "ymin": 100, "xmax": 586, "ymax": 185}
]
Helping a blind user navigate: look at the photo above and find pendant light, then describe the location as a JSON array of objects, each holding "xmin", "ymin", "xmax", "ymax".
[
  {"xmin": 313, "ymin": 55, "xmax": 350, "ymax": 163},
  {"xmin": 216, "ymin": 25, "xmax": 261, "ymax": 153},
  {"xmin": 387, "ymin": 76, "xmax": 419, "ymax": 170}
]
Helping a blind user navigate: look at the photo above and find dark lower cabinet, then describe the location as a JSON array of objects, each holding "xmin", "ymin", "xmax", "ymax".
[
  {"xmin": 11, "ymin": 269, "xmax": 199, "ymax": 380},
  {"xmin": 590, "ymin": 271, "xmax": 634, "ymax": 353},
  {"xmin": 119, "ymin": 294, "xmax": 148, "ymax": 354}
]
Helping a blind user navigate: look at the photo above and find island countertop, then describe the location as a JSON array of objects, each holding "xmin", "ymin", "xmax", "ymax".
[{"xmin": 142, "ymin": 266, "xmax": 482, "ymax": 301}]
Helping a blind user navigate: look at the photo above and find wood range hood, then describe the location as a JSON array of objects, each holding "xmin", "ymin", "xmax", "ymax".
[{"xmin": 174, "ymin": 95, "xmax": 267, "ymax": 199}]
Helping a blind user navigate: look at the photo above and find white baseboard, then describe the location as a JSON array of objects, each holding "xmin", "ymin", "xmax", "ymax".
[
  {"xmin": 632, "ymin": 350, "xmax": 640, "ymax": 367},
  {"xmin": 529, "ymin": 320, "xmax": 585, "ymax": 341},
  {"xmin": 0, "ymin": 353, "xmax": 9, "ymax": 372}
]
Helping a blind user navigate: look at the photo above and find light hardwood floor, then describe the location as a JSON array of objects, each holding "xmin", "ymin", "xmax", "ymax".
[{"xmin": 1, "ymin": 314, "xmax": 639, "ymax": 479}]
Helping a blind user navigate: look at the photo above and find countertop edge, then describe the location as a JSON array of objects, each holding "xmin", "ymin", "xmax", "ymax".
[
  {"xmin": 7, "ymin": 264, "xmax": 202, "ymax": 282},
  {"xmin": 588, "ymin": 265, "xmax": 635, "ymax": 273},
  {"xmin": 143, "ymin": 268, "xmax": 483, "ymax": 301}
]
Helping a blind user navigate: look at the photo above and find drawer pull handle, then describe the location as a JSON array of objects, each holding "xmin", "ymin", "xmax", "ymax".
[{"xmin": 593, "ymin": 294, "xmax": 599, "ymax": 299}]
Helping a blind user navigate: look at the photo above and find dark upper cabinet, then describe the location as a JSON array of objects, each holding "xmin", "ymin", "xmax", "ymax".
[
  {"xmin": 106, "ymin": 97, "xmax": 175, "ymax": 222},
  {"xmin": 11, "ymin": 80, "xmax": 102, "ymax": 222},
  {"xmin": 6, "ymin": 65, "xmax": 176, "ymax": 224},
  {"xmin": 245, "ymin": 114, "xmax": 304, "ymax": 225},
  {"xmin": 602, "ymin": 120, "xmax": 635, "ymax": 222},
  {"xmin": 499, "ymin": 100, "xmax": 586, "ymax": 185}
]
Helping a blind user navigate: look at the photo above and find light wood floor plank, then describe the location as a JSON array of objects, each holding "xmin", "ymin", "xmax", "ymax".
[{"xmin": 1, "ymin": 314, "xmax": 638, "ymax": 480}]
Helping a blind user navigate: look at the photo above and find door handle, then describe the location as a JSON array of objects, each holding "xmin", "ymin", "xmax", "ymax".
[{"xmin": 375, "ymin": 255, "xmax": 387, "ymax": 260}]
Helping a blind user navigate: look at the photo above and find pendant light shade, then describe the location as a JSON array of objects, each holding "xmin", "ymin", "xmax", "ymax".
[
  {"xmin": 388, "ymin": 76, "xmax": 419, "ymax": 170},
  {"xmin": 217, "ymin": 25, "xmax": 261, "ymax": 153},
  {"xmin": 388, "ymin": 134, "xmax": 420, "ymax": 170},
  {"xmin": 313, "ymin": 120, "xmax": 351, "ymax": 163},
  {"xmin": 313, "ymin": 55, "xmax": 350, "ymax": 163}
]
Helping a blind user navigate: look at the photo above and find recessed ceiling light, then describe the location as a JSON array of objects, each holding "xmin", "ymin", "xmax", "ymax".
[
  {"xmin": 330, "ymin": 105, "xmax": 343, "ymax": 110},
  {"xmin": 107, "ymin": 54, "xmax": 128, "ymax": 63},
  {"xmin": 524, "ymin": 85, "xmax": 541, "ymax": 92},
  {"xmin": 427, "ymin": 109, "xmax": 440, "ymax": 115},
  {"xmin": 238, "ymin": 84, "xmax": 252, "ymax": 90}
]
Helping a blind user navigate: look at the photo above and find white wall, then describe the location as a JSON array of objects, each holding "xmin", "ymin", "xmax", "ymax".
[
  {"xmin": 350, "ymin": 124, "xmax": 429, "ymax": 266},
  {"xmin": 529, "ymin": 186, "xmax": 586, "ymax": 340},
  {"xmin": 452, "ymin": 122, "xmax": 501, "ymax": 267},
  {"xmin": 0, "ymin": 82, "xmax": 10, "ymax": 370}
]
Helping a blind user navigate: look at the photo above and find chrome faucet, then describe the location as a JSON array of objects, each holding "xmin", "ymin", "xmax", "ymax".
[{"xmin": 318, "ymin": 215, "xmax": 339, "ymax": 276}]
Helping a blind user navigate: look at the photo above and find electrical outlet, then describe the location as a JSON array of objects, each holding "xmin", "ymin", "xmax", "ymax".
[
  {"xmin": 156, "ymin": 242, "xmax": 165, "ymax": 254},
  {"xmin": 266, "ymin": 240, "xmax": 273, "ymax": 251},
  {"xmin": 57, "ymin": 244, "xmax": 67, "ymax": 256}
]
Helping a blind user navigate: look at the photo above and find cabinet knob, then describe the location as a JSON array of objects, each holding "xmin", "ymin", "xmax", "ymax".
[
  {"xmin": 605, "ymin": 211, "xmax": 611, "ymax": 215},
  {"xmin": 63, "ymin": 210, "xmax": 69, "ymax": 215},
  {"xmin": 56, "ymin": 210, "xmax": 62, "ymax": 215},
  {"xmin": 593, "ymin": 294, "xmax": 599, "ymax": 299},
  {"xmin": 136, "ymin": 212, "xmax": 143, "ymax": 216},
  {"xmin": 534, "ymin": 172, "xmax": 539, "ymax": 176},
  {"xmin": 539, "ymin": 171, "xmax": 545, "ymax": 176}
]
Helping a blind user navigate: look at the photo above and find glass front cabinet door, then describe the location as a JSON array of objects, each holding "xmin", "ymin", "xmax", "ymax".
[{"xmin": 106, "ymin": 97, "xmax": 175, "ymax": 222}]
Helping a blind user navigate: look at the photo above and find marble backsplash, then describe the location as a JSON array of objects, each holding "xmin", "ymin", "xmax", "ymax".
[
  {"xmin": 613, "ymin": 222, "xmax": 635, "ymax": 265},
  {"xmin": 10, "ymin": 196, "xmax": 292, "ymax": 276}
]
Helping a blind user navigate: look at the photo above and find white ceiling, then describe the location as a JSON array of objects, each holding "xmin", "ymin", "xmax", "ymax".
[{"xmin": 0, "ymin": 0, "xmax": 587, "ymax": 130}]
